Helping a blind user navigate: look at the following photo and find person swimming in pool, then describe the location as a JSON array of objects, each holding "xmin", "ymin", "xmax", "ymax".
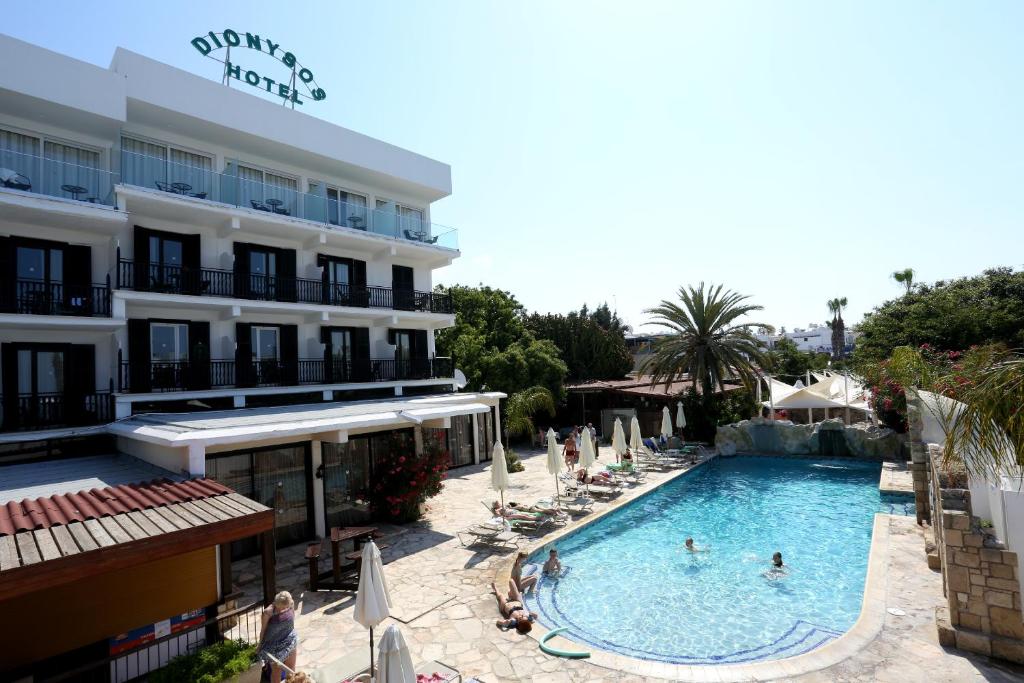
[
  {"xmin": 684, "ymin": 537, "xmax": 707, "ymax": 552},
  {"xmin": 763, "ymin": 551, "xmax": 789, "ymax": 579},
  {"xmin": 543, "ymin": 548, "xmax": 563, "ymax": 576}
]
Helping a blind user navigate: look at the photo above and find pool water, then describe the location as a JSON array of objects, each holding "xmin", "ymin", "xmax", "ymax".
[{"xmin": 524, "ymin": 456, "xmax": 912, "ymax": 665}]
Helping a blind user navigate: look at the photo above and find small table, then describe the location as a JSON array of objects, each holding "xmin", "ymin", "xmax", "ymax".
[
  {"xmin": 265, "ymin": 198, "xmax": 283, "ymax": 210},
  {"xmin": 346, "ymin": 216, "xmax": 364, "ymax": 229},
  {"xmin": 61, "ymin": 184, "xmax": 88, "ymax": 200},
  {"xmin": 309, "ymin": 525, "xmax": 379, "ymax": 591},
  {"xmin": 171, "ymin": 182, "xmax": 192, "ymax": 195}
]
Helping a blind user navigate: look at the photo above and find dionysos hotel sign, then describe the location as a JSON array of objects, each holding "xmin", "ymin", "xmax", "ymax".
[{"xmin": 190, "ymin": 30, "xmax": 327, "ymax": 106}]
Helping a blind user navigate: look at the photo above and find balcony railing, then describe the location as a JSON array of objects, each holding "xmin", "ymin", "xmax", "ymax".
[
  {"xmin": 116, "ymin": 258, "xmax": 453, "ymax": 314},
  {"xmin": 119, "ymin": 356, "xmax": 455, "ymax": 393},
  {"xmin": 119, "ymin": 150, "xmax": 458, "ymax": 249},
  {"xmin": 1, "ymin": 390, "xmax": 114, "ymax": 432},
  {"xmin": 0, "ymin": 278, "xmax": 112, "ymax": 317},
  {"xmin": 0, "ymin": 148, "xmax": 117, "ymax": 206}
]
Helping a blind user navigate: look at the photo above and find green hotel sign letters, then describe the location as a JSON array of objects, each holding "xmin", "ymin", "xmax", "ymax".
[{"xmin": 190, "ymin": 30, "xmax": 326, "ymax": 106}]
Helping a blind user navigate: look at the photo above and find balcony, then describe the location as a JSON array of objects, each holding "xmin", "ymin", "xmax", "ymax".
[
  {"xmin": 0, "ymin": 279, "xmax": 112, "ymax": 317},
  {"xmin": 1, "ymin": 390, "xmax": 114, "ymax": 432},
  {"xmin": 116, "ymin": 260, "xmax": 453, "ymax": 314},
  {"xmin": 118, "ymin": 357, "xmax": 455, "ymax": 393},
  {"xmin": 119, "ymin": 150, "xmax": 458, "ymax": 250},
  {"xmin": 1, "ymin": 149, "xmax": 117, "ymax": 206}
]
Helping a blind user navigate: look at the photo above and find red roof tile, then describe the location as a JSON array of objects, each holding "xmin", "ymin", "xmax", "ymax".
[{"xmin": 0, "ymin": 478, "xmax": 234, "ymax": 537}]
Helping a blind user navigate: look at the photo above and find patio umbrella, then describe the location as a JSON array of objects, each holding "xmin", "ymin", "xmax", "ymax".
[
  {"xmin": 676, "ymin": 402, "xmax": 687, "ymax": 434},
  {"xmin": 629, "ymin": 415, "xmax": 645, "ymax": 470},
  {"xmin": 579, "ymin": 426, "xmax": 597, "ymax": 471},
  {"xmin": 353, "ymin": 540, "xmax": 392, "ymax": 682},
  {"xmin": 376, "ymin": 624, "xmax": 415, "ymax": 683},
  {"xmin": 661, "ymin": 406, "xmax": 673, "ymax": 441},
  {"xmin": 491, "ymin": 441, "xmax": 512, "ymax": 509},
  {"xmin": 612, "ymin": 418, "xmax": 627, "ymax": 463},
  {"xmin": 546, "ymin": 428, "xmax": 562, "ymax": 500}
]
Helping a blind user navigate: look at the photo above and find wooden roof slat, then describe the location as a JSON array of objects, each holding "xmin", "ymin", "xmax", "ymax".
[
  {"xmin": 151, "ymin": 505, "xmax": 192, "ymax": 531},
  {"xmin": 97, "ymin": 516, "xmax": 133, "ymax": 545},
  {"xmin": 226, "ymin": 493, "xmax": 265, "ymax": 513},
  {"xmin": 190, "ymin": 499, "xmax": 230, "ymax": 521},
  {"xmin": 211, "ymin": 494, "xmax": 253, "ymax": 516},
  {"xmin": 140, "ymin": 507, "xmax": 178, "ymax": 534},
  {"xmin": 0, "ymin": 535, "xmax": 19, "ymax": 570},
  {"xmin": 67, "ymin": 522, "xmax": 98, "ymax": 552},
  {"xmin": 115, "ymin": 513, "xmax": 148, "ymax": 541},
  {"xmin": 50, "ymin": 525, "xmax": 81, "ymax": 557},
  {"xmin": 179, "ymin": 500, "xmax": 219, "ymax": 524},
  {"xmin": 15, "ymin": 532, "xmax": 41, "ymax": 565},
  {"xmin": 84, "ymin": 519, "xmax": 116, "ymax": 548},
  {"xmin": 127, "ymin": 510, "xmax": 161, "ymax": 537},
  {"xmin": 166, "ymin": 503, "xmax": 205, "ymax": 528},
  {"xmin": 32, "ymin": 529, "xmax": 61, "ymax": 561},
  {"xmin": 203, "ymin": 497, "xmax": 245, "ymax": 518}
]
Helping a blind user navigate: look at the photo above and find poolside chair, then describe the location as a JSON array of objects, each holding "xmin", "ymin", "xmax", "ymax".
[
  {"xmin": 457, "ymin": 517, "xmax": 519, "ymax": 549},
  {"xmin": 483, "ymin": 501, "xmax": 555, "ymax": 533},
  {"xmin": 537, "ymin": 494, "xmax": 594, "ymax": 514},
  {"xmin": 507, "ymin": 500, "xmax": 569, "ymax": 525}
]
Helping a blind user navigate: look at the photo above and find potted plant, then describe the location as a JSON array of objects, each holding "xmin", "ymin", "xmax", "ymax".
[{"xmin": 148, "ymin": 639, "xmax": 260, "ymax": 683}]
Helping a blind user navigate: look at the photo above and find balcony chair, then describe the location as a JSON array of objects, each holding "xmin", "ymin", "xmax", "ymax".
[
  {"xmin": 271, "ymin": 205, "xmax": 291, "ymax": 216},
  {"xmin": 154, "ymin": 180, "xmax": 175, "ymax": 193},
  {"xmin": 250, "ymin": 199, "xmax": 272, "ymax": 212},
  {"xmin": 0, "ymin": 170, "xmax": 32, "ymax": 191},
  {"xmin": 403, "ymin": 229, "xmax": 419, "ymax": 241},
  {"xmin": 189, "ymin": 191, "xmax": 208, "ymax": 199}
]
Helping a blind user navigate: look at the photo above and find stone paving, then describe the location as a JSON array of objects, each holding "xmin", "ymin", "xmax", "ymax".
[{"xmin": 235, "ymin": 448, "xmax": 1024, "ymax": 681}]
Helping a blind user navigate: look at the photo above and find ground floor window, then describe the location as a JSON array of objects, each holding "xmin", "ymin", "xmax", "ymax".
[
  {"xmin": 206, "ymin": 443, "xmax": 312, "ymax": 558},
  {"xmin": 447, "ymin": 414, "xmax": 475, "ymax": 468},
  {"xmin": 477, "ymin": 410, "xmax": 494, "ymax": 462},
  {"xmin": 322, "ymin": 440, "xmax": 371, "ymax": 528}
]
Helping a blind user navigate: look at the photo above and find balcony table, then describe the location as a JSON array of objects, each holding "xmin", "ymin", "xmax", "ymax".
[
  {"xmin": 60, "ymin": 184, "xmax": 88, "ymax": 200},
  {"xmin": 171, "ymin": 182, "xmax": 192, "ymax": 195}
]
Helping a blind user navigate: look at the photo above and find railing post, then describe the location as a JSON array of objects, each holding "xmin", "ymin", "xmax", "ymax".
[
  {"xmin": 115, "ymin": 246, "xmax": 121, "ymax": 288},
  {"xmin": 117, "ymin": 348, "xmax": 123, "ymax": 392}
]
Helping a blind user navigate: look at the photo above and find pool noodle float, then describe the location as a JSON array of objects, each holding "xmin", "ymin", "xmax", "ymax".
[{"xmin": 540, "ymin": 627, "xmax": 590, "ymax": 659}]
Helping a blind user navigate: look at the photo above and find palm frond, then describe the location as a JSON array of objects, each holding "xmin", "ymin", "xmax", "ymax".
[{"xmin": 505, "ymin": 386, "xmax": 556, "ymax": 438}]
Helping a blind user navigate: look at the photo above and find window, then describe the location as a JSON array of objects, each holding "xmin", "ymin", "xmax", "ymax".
[
  {"xmin": 148, "ymin": 234, "xmax": 184, "ymax": 288},
  {"xmin": 331, "ymin": 329, "xmax": 352, "ymax": 360},
  {"xmin": 0, "ymin": 129, "xmax": 40, "ymax": 188},
  {"xmin": 249, "ymin": 248, "xmax": 277, "ymax": 299},
  {"xmin": 16, "ymin": 245, "xmax": 62, "ymax": 283},
  {"xmin": 327, "ymin": 187, "xmax": 368, "ymax": 228},
  {"xmin": 121, "ymin": 136, "xmax": 213, "ymax": 198},
  {"xmin": 1, "ymin": 128, "xmax": 103, "ymax": 200},
  {"xmin": 17, "ymin": 349, "xmax": 64, "ymax": 395},
  {"xmin": 251, "ymin": 326, "xmax": 280, "ymax": 361},
  {"xmin": 394, "ymin": 331, "xmax": 412, "ymax": 363},
  {"xmin": 376, "ymin": 199, "xmax": 426, "ymax": 239},
  {"xmin": 151, "ymin": 323, "xmax": 189, "ymax": 362},
  {"xmin": 327, "ymin": 260, "xmax": 349, "ymax": 287},
  {"xmin": 237, "ymin": 163, "xmax": 298, "ymax": 215}
]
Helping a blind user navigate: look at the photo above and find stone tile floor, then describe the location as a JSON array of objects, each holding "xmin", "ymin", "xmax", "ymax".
[{"xmin": 235, "ymin": 448, "xmax": 1024, "ymax": 681}]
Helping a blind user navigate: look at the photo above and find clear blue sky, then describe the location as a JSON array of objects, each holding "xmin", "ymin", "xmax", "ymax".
[{"xmin": 7, "ymin": 1, "xmax": 1023, "ymax": 332}]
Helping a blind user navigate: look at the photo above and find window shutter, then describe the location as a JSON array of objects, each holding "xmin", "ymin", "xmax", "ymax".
[
  {"xmin": 64, "ymin": 245, "xmax": 92, "ymax": 313},
  {"xmin": 278, "ymin": 248, "xmax": 297, "ymax": 302},
  {"xmin": 353, "ymin": 259, "xmax": 368, "ymax": 308},
  {"xmin": 0, "ymin": 238, "xmax": 13, "ymax": 308},
  {"xmin": 232, "ymin": 242, "xmax": 250, "ymax": 298},
  {"xmin": 387, "ymin": 329, "xmax": 396, "ymax": 346},
  {"xmin": 235, "ymin": 322, "xmax": 252, "ymax": 387},
  {"xmin": 66, "ymin": 345, "xmax": 95, "ymax": 424},
  {"xmin": 183, "ymin": 233, "xmax": 201, "ymax": 295},
  {"xmin": 128, "ymin": 319, "xmax": 151, "ymax": 392},
  {"xmin": 1, "ymin": 344, "xmax": 18, "ymax": 430},
  {"xmin": 354, "ymin": 328, "xmax": 371, "ymax": 382},
  {"xmin": 281, "ymin": 324, "xmax": 299, "ymax": 385},
  {"xmin": 414, "ymin": 330, "xmax": 429, "ymax": 359},
  {"xmin": 133, "ymin": 226, "xmax": 152, "ymax": 291},
  {"xmin": 188, "ymin": 321, "xmax": 211, "ymax": 390}
]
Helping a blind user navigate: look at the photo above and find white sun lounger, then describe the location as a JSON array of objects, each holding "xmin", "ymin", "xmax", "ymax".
[{"xmin": 457, "ymin": 517, "xmax": 520, "ymax": 548}]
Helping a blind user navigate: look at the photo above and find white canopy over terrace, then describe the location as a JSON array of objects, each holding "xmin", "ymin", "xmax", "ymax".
[{"xmin": 763, "ymin": 374, "xmax": 871, "ymax": 414}]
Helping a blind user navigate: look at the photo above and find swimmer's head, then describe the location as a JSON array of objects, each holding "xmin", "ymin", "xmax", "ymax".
[{"xmin": 772, "ymin": 552, "xmax": 783, "ymax": 567}]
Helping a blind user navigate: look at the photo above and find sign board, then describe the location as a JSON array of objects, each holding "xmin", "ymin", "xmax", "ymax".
[{"xmin": 191, "ymin": 30, "xmax": 327, "ymax": 106}]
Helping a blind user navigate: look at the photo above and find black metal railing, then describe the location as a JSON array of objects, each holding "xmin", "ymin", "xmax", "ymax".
[
  {"xmin": 0, "ymin": 278, "xmax": 112, "ymax": 317},
  {"xmin": 117, "ymin": 258, "xmax": 451, "ymax": 313},
  {"xmin": 119, "ymin": 357, "xmax": 455, "ymax": 393},
  {"xmin": 1, "ymin": 390, "xmax": 114, "ymax": 432},
  {"xmin": 39, "ymin": 602, "xmax": 263, "ymax": 683}
]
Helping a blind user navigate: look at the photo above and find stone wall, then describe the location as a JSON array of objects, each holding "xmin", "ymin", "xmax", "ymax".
[
  {"xmin": 930, "ymin": 443, "xmax": 1024, "ymax": 663},
  {"xmin": 714, "ymin": 417, "xmax": 902, "ymax": 459},
  {"xmin": 906, "ymin": 397, "xmax": 932, "ymax": 524}
]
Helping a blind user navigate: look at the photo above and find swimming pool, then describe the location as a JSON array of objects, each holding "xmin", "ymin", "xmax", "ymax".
[{"xmin": 524, "ymin": 456, "xmax": 912, "ymax": 665}]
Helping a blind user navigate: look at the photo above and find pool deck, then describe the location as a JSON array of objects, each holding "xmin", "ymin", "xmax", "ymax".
[
  {"xmin": 235, "ymin": 448, "xmax": 1023, "ymax": 682},
  {"xmin": 880, "ymin": 460, "xmax": 915, "ymax": 495}
]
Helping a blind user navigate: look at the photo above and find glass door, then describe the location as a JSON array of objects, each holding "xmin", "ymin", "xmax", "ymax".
[
  {"xmin": 249, "ymin": 249, "xmax": 277, "ymax": 300},
  {"xmin": 17, "ymin": 347, "xmax": 65, "ymax": 427},
  {"xmin": 330, "ymin": 329, "xmax": 352, "ymax": 381},
  {"xmin": 326, "ymin": 260, "xmax": 350, "ymax": 305},
  {"xmin": 150, "ymin": 323, "xmax": 188, "ymax": 390},
  {"xmin": 394, "ymin": 331, "xmax": 412, "ymax": 379},
  {"xmin": 448, "ymin": 414, "xmax": 475, "ymax": 468},
  {"xmin": 322, "ymin": 440, "xmax": 371, "ymax": 528},
  {"xmin": 254, "ymin": 445, "xmax": 312, "ymax": 548},
  {"xmin": 148, "ymin": 234, "xmax": 184, "ymax": 292},
  {"xmin": 251, "ymin": 326, "xmax": 280, "ymax": 385},
  {"xmin": 15, "ymin": 244, "xmax": 62, "ymax": 314}
]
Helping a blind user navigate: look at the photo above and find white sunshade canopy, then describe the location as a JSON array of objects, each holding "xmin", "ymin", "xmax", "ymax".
[{"xmin": 765, "ymin": 375, "xmax": 871, "ymax": 411}]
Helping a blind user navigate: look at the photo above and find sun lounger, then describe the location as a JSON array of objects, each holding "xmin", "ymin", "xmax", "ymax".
[
  {"xmin": 457, "ymin": 517, "xmax": 519, "ymax": 548},
  {"xmin": 538, "ymin": 494, "xmax": 594, "ymax": 514},
  {"xmin": 481, "ymin": 501, "xmax": 555, "ymax": 532}
]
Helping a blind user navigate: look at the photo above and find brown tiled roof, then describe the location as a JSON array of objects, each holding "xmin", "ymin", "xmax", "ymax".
[{"xmin": 0, "ymin": 478, "xmax": 232, "ymax": 537}]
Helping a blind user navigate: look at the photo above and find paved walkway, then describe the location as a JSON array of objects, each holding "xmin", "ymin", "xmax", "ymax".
[{"xmin": 235, "ymin": 448, "xmax": 1023, "ymax": 681}]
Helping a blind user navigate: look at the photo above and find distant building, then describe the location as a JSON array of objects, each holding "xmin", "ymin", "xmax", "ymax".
[{"xmin": 756, "ymin": 324, "xmax": 858, "ymax": 356}]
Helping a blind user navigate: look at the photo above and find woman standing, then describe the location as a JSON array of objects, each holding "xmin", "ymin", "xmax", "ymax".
[{"xmin": 258, "ymin": 591, "xmax": 299, "ymax": 680}]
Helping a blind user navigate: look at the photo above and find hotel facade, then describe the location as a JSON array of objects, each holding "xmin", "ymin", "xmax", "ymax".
[{"xmin": 0, "ymin": 33, "xmax": 499, "ymax": 678}]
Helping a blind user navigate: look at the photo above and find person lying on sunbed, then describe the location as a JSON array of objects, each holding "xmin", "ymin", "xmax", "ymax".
[
  {"xmin": 492, "ymin": 580, "xmax": 538, "ymax": 634},
  {"xmin": 508, "ymin": 501, "xmax": 566, "ymax": 518},
  {"xmin": 492, "ymin": 501, "xmax": 551, "ymax": 522},
  {"xmin": 576, "ymin": 468, "xmax": 618, "ymax": 486}
]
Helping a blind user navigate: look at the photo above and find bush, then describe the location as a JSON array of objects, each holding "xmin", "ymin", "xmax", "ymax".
[
  {"xmin": 148, "ymin": 639, "xmax": 257, "ymax": 683},
  {"xmin": 505, "ymin": 449, "xmax": 525, "ymax": 473},
  {"xmin": 679, "ymin": 387, "xmax": 757, "ymax": 441},
  {"xmin": 369, "ymin": 431, "xmax": 450, "ymax": 523}
]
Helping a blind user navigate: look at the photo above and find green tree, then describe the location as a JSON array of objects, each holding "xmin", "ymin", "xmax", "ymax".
[
  {"xmin": 891, "ymin": 268, "xmax": 915, "ymax": 295},
  {"xmin": 434, "ymin": 285, "xmax": 567, "ymax": 398},
  {"xmin": 765, "ymin": 337, "xmax": 830, "ymax": 381},
  {"xmin": 827, "ymin": 297, "xmax": 848, "ymax": 359},
  {"xmin": 641, "ymin": 282, "xmax": 770, "ymax": 396},
  {"xmin": 504, "ymin": 385, "xmax": 557, "ymax": 443},
  {"xmin": 854, "ymin": 267, "xmax": 1024, "ymax": 365},
  {"xmin": 526, "ymin": 309, "xmax": 632, "ymax": 381}
]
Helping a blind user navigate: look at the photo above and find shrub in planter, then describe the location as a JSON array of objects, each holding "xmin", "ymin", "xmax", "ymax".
[
  {"xmin": 148, "ymin": 639, "xmax": 258, "ymax": 683},
  {"xmin": 370, "ymin": 431, "xmax": 451, "ymax": 523},
  {"xmin": 505, "ymin": 449, "xmax": 525, "ymax": 473}
]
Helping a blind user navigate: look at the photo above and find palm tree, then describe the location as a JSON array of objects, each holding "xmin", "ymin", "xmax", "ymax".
[
  {"xmin": 641, "ymin": 283, "xmax": 771, "ymax": 397},
  {"xmin": 891, "ymin": 268, "xmax": 915, "ymax": 295},
  {"xmin": 827, "ymin": 297, "xmax": 848, "ymax": 359},
  {"xmin": 503, "ymin": 385, "xmax": 556, "ymax": 445}
]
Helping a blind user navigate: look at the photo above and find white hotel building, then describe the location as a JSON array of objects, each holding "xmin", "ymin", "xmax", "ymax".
[{"xmin": 0, "ymin": 33, "xmax": 501, "ymax": 549}]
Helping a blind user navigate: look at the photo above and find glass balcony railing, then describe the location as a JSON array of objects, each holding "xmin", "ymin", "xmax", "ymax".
[
  {"xmin": 119, "ymin": 150, "xmax": 459, "ymax": 249},
  {"xmin": 0, "ymin": 149, "xmax": 117, "ymax": 206}
]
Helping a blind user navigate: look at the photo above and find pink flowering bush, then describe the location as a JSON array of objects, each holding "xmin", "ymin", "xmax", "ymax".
[{"xmin": 369, "ymin": 431, "xmax": 450, "ymax": 523}]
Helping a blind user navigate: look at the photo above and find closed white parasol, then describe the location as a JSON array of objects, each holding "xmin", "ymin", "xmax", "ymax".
[
  {"xmin": 612, "ymin": 417, "xmax": 628, "ymax": 462},
  {"xmin": 376, "ymin": 623, "xmax": 415, "ymax": 683},
  {"xmin": 491, "ymin": 441, "xmax": 512, "ymax": 508},
  {"xmin": 353, "ymin": 539, "xmax": 392, "ymax": 681}
]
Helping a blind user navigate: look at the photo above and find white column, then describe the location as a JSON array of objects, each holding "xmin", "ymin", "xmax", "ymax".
[
  {"xmin": 186, "ymin": 443, "xmax": 206, "ymax": 477},
  {"xmin": 471, "ymin": 413, "xmax": 481, "ymax": 465},
  {"xmin": 395, "ymin": 385, "xmax": 403, "ymax": 397},
  {"xmin": 311, "ymin": 440, "xmax": 325, "ymax": 538},
  {"xmin": 232, "ymin": 395, "xmax": 245, "ymax": 408},
  {"xmin": 806, "ymin": 370, "xmax": 813, "ymax": 424}
]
